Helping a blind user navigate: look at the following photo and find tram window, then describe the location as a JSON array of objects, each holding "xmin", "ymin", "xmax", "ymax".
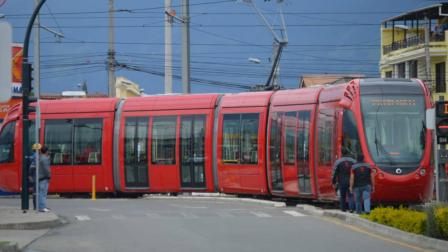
[
  {"xmin": 284, "ymin": 112, "xmax": 297, "ymax": 165},
  {"xmin": 45, "ymin": 120, "xmax": 73, "ymax": 165},
  {"xmin": 318, "ymin": 109, "xmax": 335, "ymax": 166},
  {"xmin": 0, "ymin": 122, "xmax": 16, "ymax": 163},
  {"xmin": 74, "ymin": 119, "xmax": 103, "ymax": 165},
  {"xmin": 152, "ymin": 117, "xmax": 177, "ymax": 165},
  {"xmin": 297, "ymin": 111, "xmax": 311, "ymax": 162},
  {"xmin": 222, "ymin": 113, "xmax": 259, "ymax": 164},
  {"xmin": 342, "ymin": 110, "xmax": 362, "ymax": 159},
  {"xmin": 241, "ymin": 114, "xmax": 259, "ymax": 164}
]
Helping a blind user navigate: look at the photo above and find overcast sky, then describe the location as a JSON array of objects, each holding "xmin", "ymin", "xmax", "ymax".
[{"xmin": 0, "ymin": 0, "xmax": 441, "ymax": 95}]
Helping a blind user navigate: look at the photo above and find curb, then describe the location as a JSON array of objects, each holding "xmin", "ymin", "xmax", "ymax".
[
  {"xmin": 144, "ymin": 194, "xmax": 286, "ymax": 208},
  {"xmin": 0, "ymin": 242, "xmax": 19, "ymax": 252},
  {"xmin": 298, "ymin": 204, "xmax": 448, "ymax": 252},
  {"xmin": 0, "ymin": 217, "xmax": 63, "ymax": 230}
]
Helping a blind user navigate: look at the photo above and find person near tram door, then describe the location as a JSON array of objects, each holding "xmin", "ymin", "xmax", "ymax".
[
  {"xmin": 38, "ymin": 146, "xmax": 51, "ymax": 212},
  {"xmin": 350, "ymin": 155, "xmax": 374, "ymax": 214},
  {"xmin": 332, "ymin": 152, "xmax": 355, "ymax": 212}
]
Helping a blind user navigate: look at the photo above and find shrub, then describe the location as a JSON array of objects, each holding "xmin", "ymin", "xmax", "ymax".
[
  {"xmin": 434, "ymin": 206, "xmax": 448, "ymax": 239},
  {"xmin": 365, "ymin": 206, "xmax": 427, "ymax": 235}
]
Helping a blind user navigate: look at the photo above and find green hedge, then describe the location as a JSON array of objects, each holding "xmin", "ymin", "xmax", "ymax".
[
  {"xmin": 364, "ymin": 207, "xmax": 427, "ymax": 235},
  {"xmin": 435, "ymin": 207, "xmax": 448, "ymax": 239}
]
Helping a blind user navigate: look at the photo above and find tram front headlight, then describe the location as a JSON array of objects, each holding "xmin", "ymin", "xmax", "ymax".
[{"xmin": 419, "ymin": 168, "xmax": 426, "ymax": 176}]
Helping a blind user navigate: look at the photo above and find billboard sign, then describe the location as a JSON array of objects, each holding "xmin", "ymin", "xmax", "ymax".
[
  {"xmin": 11, "ymin": 44, "xmax": 23, "ymax": 97},
  {"xmin": 0, "ymin": 22, "xmax": 12, "ymax": 102}
]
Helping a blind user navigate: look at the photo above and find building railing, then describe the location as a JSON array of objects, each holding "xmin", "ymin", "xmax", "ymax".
[{"xmin": 382, "ymin": 33, "xmax": 445, "ymax": 54}]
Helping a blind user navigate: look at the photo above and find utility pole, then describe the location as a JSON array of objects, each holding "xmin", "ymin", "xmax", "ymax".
[
  {"xmin": 182, "ymin": 0, "xmax": 190, "ymax": 94},
  {"xmin": 34, "ymin": 0, "xmax": 40, "ymax": 98},
  {"xmin": 164, "ymin": 0, "xmax": 173, "ymax": 93},
  {"xmin": 424, "ymin": 16, "xmax": 432, "ymax": 92},
  {"xmin": 108, "ymin": 0, "xmax": 116, "ymax": 98}
]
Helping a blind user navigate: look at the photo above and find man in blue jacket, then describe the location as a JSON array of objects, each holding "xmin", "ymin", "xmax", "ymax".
[
  {"xmin": 332, "ymin": 151, "xmax": 355, "ymax": 212},
  {"xmin": 350, "ymin": 154, "xmax": 374, "ymax": 214}
]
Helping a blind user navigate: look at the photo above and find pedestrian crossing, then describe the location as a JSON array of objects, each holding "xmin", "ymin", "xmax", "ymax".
[{"xmin": 73, "ymin": 210, "xmax": 306, "ymax": 222}]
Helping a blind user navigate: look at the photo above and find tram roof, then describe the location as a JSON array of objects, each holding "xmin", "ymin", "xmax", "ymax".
[
  {"xmin": 220, "ymin": 91, "xmax": 273, "ymax": 108},
  {"xmin": 123, "ymin": 93, "xmax": 220, "ymax": 111},
  {"xmin": 39, "ymin": 98, "xmax": 118, "ymax": 114},
  {"xmin": 271, "ymin": 87, "xmax": 322, "ymax": 106}
]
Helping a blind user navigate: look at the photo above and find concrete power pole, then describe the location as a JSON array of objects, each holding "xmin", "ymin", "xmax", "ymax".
[
  {"xmin": 182, "ymin": 0, "xmax": 190, "ymax": 94},
  {"xmin": 164, "ymin": 0, "xmax": 173, "ymax": 93},
  {"xmin": 424, "ymin": 16, "xmax": 432, "ymax": 92},
  {"xmin": 108, "ymin": 0, "xmax": 116, "ymax": 98},
  {"xmin": 34, "ymin": 0, "xmax": 40, "ymax": 98}
]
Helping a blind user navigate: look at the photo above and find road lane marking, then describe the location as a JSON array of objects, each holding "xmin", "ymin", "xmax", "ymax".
[
  {"xmin": 180, "ymin": 212, "xmax": 199, "ymax": 218},
  {"xmin": 75, "ymin": 215, "xmax": 91, "ymax": 221},
  {"xmin": 217, "ymin": 212, "xmax": 234, "ymax": 218},
  {"xmin": 251, "ymin": 211, "xmax": 271, "ymax": 218},
  {"xmin": 145, "ymin": 212, "xmax": 160, "ymax": 218},
  {"xmin": 88, "ymin": 207, "xmax": 110, "ymax": 212},
  {"xmin": 283, "ymin": 210, "xmax": 306, "ymax": 217},
  {"xmin": 111, "ymin": 214, "xmax": 126, "ymax": 220},
  {"xmin": 170, "ymin": 204, "xmax": 207, "ymax": 209}
]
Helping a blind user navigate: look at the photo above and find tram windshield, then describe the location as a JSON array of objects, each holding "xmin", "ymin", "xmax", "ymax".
[{"xmin": 361, "ymin": 95, "xmax": 425, "ymax": 164}]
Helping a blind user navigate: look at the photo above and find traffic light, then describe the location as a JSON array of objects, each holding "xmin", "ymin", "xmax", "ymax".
[
  {"xmin": 22, "ymin": 62, "xmax": 37, "ymax": 114},
  {"xmin": 436, "ymin": 101, "xmax": 448, "ymax": 144}
]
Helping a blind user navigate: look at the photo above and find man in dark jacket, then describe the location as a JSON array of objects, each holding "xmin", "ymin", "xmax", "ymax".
[
  {"xmin": 350, "ymin": 154, "xmax": 374, "ymax": 214},
  {"xmin": 38, "ymin": 146, "xmax": 51, "ymax": 212},
  {"xmin": 332, "ymin": 152, "xmax": 355, "ymax": 212}
]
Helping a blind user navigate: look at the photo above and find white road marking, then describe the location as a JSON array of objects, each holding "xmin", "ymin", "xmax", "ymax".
[
  {"xmin": 88, "ymin": 207, "xmax": 110, "ymax": 212},
  {"xmin": 283, "ymin": 210, "xmax": 306, "ymax": 217},
  {"xmin": 170, "ymin": 204, "xmax": 207, "ymax": 209},
  {"xmin": 217, "ymin": 212, "xmax": 234, "ymax": 218},
  {"xmin": 145, "ymin": 212, "xmax": 160, "ymax": 218},
  {"xmin": 180, "ymin": 212, "xmax": 199, "ymax": 218},
  {"xmin": 75, "ymin": 215, "xmax": 91, "ymax": 221},
  {"xmin": 251, "ymin": 211, "xmax": 271, "ymax": 218},
  {"xmin": 111, "ymin": 214, "xmax": 126, "ymax": 220}
]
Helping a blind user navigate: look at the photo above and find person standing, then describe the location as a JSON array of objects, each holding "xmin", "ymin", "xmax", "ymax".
[
  {"xmin": 350, "ymin": 154, "xmax": 374, "ymax": 214},
  {"xmin": 332, "ymin": 153, "xmax": 355, "ymax": 212},
  {"xmin": 38, "ymin": 146, "xmax": 51, "ymax": 212}
]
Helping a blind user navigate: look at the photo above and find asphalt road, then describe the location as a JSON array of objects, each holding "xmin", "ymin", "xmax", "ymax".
[{"xmin": 1, "ymin": 197, "xmax": 428, "ymax": 252}]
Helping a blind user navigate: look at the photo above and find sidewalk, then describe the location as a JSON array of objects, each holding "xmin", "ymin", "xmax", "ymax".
[{"xmin": 0, "ymin": 207, "xmax": 63, "ymax": 252}]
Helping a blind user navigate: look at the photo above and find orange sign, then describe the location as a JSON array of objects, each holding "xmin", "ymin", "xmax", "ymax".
[{"xmin": 12, "ymin": 45, "xmax": 23, "ymax": 83}]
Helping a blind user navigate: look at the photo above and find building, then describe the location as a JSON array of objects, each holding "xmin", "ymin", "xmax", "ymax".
[
  {"xmin": 380, "ymin": 3, "xmax": 448, "ymax": 100},
  {"xmin": 299, "ymin": 74, "xmax": 364, "ymax": 88},
  {"xmin": 115, "ymin": 76, "xmax": 142, "ymax": 98}
]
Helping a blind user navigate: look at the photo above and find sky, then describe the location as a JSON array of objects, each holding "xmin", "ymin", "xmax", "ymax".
[{"xmin": 0, "ymin": 0, "xmax": 443, "ymax": 95}]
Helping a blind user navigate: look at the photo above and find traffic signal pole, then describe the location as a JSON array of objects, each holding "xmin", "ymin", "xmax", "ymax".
[{"xmin": 21, "ymin": 0, "xmax": 46, "ymax": 211}]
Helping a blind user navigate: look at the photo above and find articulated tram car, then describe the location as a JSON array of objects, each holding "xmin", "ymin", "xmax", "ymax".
[{"xmin": 0, "ymin": 79, "xmax": 434, "ymax": 203}]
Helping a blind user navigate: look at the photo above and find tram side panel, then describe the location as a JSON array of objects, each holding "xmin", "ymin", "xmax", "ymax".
[{"xmin": 217, "ymin": 92, "xmax": 273, "ymax": 195}]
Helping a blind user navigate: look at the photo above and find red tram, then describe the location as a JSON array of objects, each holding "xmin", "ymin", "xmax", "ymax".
[{"xmin": 0, "ymin": 78, "xmax": 434, "ymax": 203}]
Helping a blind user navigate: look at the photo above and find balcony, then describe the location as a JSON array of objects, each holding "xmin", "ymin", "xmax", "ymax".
[{"xmin": 383, "ymin": 33, "xmax": 445, "ymax": 55}]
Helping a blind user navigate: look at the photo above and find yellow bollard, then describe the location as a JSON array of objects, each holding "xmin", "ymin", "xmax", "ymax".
[{"xmin": 92, "ymin": 175, "xmax": 96, "ymax": 201}]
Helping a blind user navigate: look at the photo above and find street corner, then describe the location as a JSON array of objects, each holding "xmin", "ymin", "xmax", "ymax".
[{"xmin": 0, "ymin": 207, "xmax": 63, "ymax": 230}]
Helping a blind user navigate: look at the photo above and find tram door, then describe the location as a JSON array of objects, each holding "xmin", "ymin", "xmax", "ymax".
[
  {"xmin": 124, "ymin": 117, "xmax": 149, "ymax": 188},
  {"xmin": 297, "ymin": 111, "xmax": 312, "ymax": 194},
  {"xmin": 270, "ymin": 112, "xmax": 284, "ymax": 191},
  {"xmin": 180, "ymin": 116, "xmax": 206, "ymax": 188}
]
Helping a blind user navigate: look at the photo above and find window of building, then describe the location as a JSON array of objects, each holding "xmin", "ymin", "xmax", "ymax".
[
  {"xmin": 436, "ymin": 62, "xmax": 446, "ymax": 93},
  {"xmin": 222, "ymin": 113, "xmax": 259, "ymax": 164},
  {"xmin": 385, "ymin": 71, "xmax": 392, "ymax": 78},
  {"xmin": 74, "ymin": 119, "xmax": 103, "ymax": 164},
  {"xmin": 0, "ymin": 121, "xmax": 16, "ymax": 163},
  {"xmin": 152, "ymin": 117, "xmax": 177, "ymax": 165},
  {"xmin": 409, "ymin": 60, "xmax": 418, "ymax": 78},
  {"xmin": 397, "ymin": 63, "xmax": 406, "ymax": 78}
]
